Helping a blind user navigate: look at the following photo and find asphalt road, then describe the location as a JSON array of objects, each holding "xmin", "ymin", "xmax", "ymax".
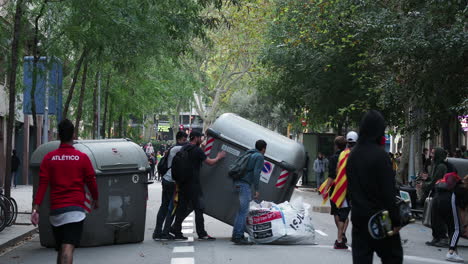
[{"xmin": 1, "ymin": 183, "xmax": 467, "ymax": 264}]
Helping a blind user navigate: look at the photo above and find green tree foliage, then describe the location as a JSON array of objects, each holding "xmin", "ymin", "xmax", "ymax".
[{"xmin": 260, "ymin": 0, "xmax": 468, "ymax": 136}]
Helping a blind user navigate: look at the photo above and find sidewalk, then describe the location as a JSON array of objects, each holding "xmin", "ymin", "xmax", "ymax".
[{"xmin": 0, "ymin": 185, "xmax": 37, "ymax": 252}]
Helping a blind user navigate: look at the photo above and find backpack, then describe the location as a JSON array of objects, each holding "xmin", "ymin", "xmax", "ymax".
[
  {"xmin": 157, "ymin": 148, "xmax": 173, "ymax": 177},
  {"xmin": 171, "ymin": 145, "xmax": 196, "ymax": 184},
  {"xmin": 435, "ymin": 172, "xmax": 461, "ymax": 191},
  {"xmin": 228, "ymin": 151, "xmax": 254, "ymax": 180}
]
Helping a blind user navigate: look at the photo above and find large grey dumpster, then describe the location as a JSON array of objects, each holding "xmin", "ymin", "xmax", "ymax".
[
  {"xmin": 200, "ymin": 113, "xmax": 306, "ymax": 226},
  {"xmin": 448, "ymin": 158, "xmax": 468, "ymax": 177},
  {"xmin": 30, "ymin": 139, "xmax": 150, "ymax": 247}
]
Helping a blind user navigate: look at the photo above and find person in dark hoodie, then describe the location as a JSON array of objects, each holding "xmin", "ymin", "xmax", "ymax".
[
  {"xmin": 347, "ymin": 110, "xmax": 402, "ymax": 264},
  {"xmin": 424, "ymin": 147, "xmax": 454, "ymax": 247}
]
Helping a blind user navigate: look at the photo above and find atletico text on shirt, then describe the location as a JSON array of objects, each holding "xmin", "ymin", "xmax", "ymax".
[{"xmin": 51, "ymin": 155, "xmax": 81, "ymax": 161}]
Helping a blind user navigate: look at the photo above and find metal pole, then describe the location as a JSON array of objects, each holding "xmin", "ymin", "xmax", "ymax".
[
  {"xmin": 97, "ymin": 71, "xmax": 101, "ymax": 139},
  {"xmin": 43, "ymin": 58, "xmax": 49, "ymax": 144},
  {"xmin": 408, "ymin": 133, "xmax": 415, "ymax": 182}
]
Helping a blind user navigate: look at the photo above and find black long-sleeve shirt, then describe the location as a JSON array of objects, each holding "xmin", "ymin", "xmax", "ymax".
[{"xmin": 347, "ymin": 143, "xmax": 401, "ymax": 229}]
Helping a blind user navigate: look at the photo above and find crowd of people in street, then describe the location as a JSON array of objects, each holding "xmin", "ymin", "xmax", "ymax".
[
  {"xmin": 317, "ymin": 110, "xmax": 468, "ymax": 263},
  {"xmin": 27, "ymin": 110, "xmax": 468, "ymax": 264}
]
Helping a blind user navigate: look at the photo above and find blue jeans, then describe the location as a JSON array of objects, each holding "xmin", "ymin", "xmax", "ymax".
[
  {"xmin": 154, "ymin": 179, "xmax": 175, "ymax": 235},
  {"xmin": 232, "ymin": 182, "xmax": 252, "ymax": 239},
  {"xmin": 316, "ymin": 172, "xmax": 324, "ymax": 188}
]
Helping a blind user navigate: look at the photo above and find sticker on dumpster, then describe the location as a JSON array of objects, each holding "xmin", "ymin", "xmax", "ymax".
[
  {"xmin": 132, "ymin": 174, "xmax": 139, "ymax": 184},
  {"xmin": 221, "ymin": 144, "xmax": 240, "ymax": 157},
  {"xmin": 260, "ymin": 161, "xmax": 275, "ymax": 184}
]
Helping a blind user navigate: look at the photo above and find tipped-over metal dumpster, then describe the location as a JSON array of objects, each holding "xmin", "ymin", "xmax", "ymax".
[{"xmin": 200, "ymin": 113, "xmax": 306, "ymax": 225}]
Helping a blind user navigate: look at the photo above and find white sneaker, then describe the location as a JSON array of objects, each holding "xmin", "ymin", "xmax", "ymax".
[{"xmin": 446, "ymin": 252, "xmax": 464, "ymax": 263}]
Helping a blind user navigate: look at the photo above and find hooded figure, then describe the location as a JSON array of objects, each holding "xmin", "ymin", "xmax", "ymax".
[{"xmin": 347, "ymin": 110, "xmax": 403, "ymax": 264}]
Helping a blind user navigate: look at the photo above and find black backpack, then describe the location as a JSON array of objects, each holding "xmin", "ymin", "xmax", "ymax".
[
  {"xmin": 157, "ymin": 147, "xmax": 172, "ymax": 177},
  {"xmin": 228, "ymin": 152, "xmax": 253, "ymax": 180},
  {"xmin": 171, "ymin": 145, "xmax": 196, "ymax": 184}
]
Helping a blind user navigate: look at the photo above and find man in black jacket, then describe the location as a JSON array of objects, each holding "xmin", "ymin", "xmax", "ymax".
[{"xmin": 347, "ymin": 110, "xmax": 402, "ymax": 264}]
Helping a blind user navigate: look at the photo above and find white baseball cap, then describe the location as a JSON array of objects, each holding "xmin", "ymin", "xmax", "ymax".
[{"xmin": 346, "ymin": 131, "xmax": 358, "ymax": 143}]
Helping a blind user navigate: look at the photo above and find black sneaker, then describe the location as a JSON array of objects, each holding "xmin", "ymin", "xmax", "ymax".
[
  {"xmin": 342, "ymin": 233, "xmax": 348, "ymax": 244},
  {"xmin": 198, "ymin": 235, "xmax": 216, "ymax": 241},
  {"xmin": 174, "ymin": 234, "xmax": 188, "ymax": 241},
  {"xmin": 233, "ymin": 237, "xmax": 254, "ymax": 245},
  {"xmin": 160, "ymin": 234, "xmax": 175, "ymax": 240},
  {"xmin": 231, "ymin": 235, "xmax": 245, "ymax": 242},
  {"xmin": 153, "ymin": 233, "xmax": 162, "ymax": 241},
  {"xmin": 425, "ymin": 239, "xmax": 441, "ymax": 246},
  {"xmin": 334, "ymin": 240, "xmax": 348, "ymax": 249}
]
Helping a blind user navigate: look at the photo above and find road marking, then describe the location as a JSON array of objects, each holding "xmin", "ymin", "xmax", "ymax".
[
  {"xmin": 183, "ymin": 222, "xmax": 193, "ymax": 227},
  {"xmin": 173, "ymin": 246, "xmax": 195, "ymax": 253},
  {"xmin": 171, "ymin": 258, "xmax": 194, "ymax": 264},
  {"xmin": 182, "ymin": 229, "xmax": 193, "ymax": 234},
  {"xmin": 185, "ymin": 217, "xmax": 194, "ymax": 221},
  {"xmin": 310, "ymin": 245, "xmax": 450, "ymax": 263},
  {"xmin": 316, "ymin": 230, "xmax": 328, "ymax": 236}
]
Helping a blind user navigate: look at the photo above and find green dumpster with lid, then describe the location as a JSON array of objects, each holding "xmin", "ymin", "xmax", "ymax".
[
  {"xmin": 200, "ymin": 113, "xmax": 306, "ymax": 226},
  {"xmin": 30, "ymin": 139, "xmax": 150, "ymax": 247}
]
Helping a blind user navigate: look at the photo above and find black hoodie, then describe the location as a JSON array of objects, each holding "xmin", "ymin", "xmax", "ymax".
[{"xmin": 347, "ymin": 110, "xmax": 401, "ymax": 229}]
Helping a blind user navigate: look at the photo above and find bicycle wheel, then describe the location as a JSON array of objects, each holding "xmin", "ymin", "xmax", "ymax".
[
  {"xmin": 0, "ymin": 195, "xmax": 14, "ymax": 227},
  {"xmin": 8, "ymin": 197, "xmax": 18, "ymax": 225},
  {"xmin": 0, "ymin": 200, "xmax": 8, "ymax": 232}
]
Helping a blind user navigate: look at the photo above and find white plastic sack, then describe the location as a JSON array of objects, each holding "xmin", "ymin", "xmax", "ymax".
[{"xmin": 246, "ymin": 197, "xmax": 316, "ymax": 245}]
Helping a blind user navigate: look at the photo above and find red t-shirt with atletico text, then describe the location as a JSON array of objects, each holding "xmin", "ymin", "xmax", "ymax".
[{"xmin": 34, "ymin": 143, "xmax": 99, "ymax": 211}]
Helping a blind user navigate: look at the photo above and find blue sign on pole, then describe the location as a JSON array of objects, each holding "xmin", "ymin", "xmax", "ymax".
[{"xmin": 23, "ymin": 56, "xmax": 62, "ymax": 120}]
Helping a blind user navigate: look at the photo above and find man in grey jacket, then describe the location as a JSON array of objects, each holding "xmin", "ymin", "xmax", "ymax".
[{"xmin": 153, "ymin": 131, "xmax": 188, "ymax": 240}]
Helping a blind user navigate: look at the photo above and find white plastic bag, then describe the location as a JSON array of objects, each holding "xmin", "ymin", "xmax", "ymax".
[{"xmin": 246, "ymin": 198, "xmax": 316, "ymax": 245}]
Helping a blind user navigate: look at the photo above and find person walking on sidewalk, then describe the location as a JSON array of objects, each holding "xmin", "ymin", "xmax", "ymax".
[
  {"xmin": 347, "ymin": 110, "xmax": 402, "ymax": 264},
  {"xmin": 11, "ymin": 149, "xmax": 20, "ymax": 188},
  {"xmin": 171, "ymin": 131, "xmax": 226, "ymax": 240},
  {"xmin": 313, "ymin": 152, "xmax": 326, "ymax": 189},
  {"xmin": 232, "ymin": 140, "xmax": 267, "ymax": 245},
  {"xmin": 31, "ymin": 119, "xmax": 99, "ymax": 264},
  {"xmin": 153, "ymin": 131, "xmax": 188, "ymax": 240}
]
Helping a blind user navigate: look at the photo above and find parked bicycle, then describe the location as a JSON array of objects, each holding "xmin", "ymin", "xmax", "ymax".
[{"xmin": 0, "ymin": 188, "xmax": 18, "ymax": 232}]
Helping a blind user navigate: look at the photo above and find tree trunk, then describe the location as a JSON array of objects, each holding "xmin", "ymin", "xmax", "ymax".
[
  {"xmin": 63, "ymin": 48, "xmax": 87, "ymax": 120},
  {"xmin": 107, "ymin": 98, "xmax": 113, "ymax": 138},
  {"xmin": 101, "ymin": 73, "xmax": 110, "ymax": 138},
  {"xmin": 118, "ymin": 113, "xmax": 123, "ymax": 138},
  {"xmin": 4, "ymin": 0, "xmax": 24, "ymax": 197},
  {"xmin": 73, "ymin": 61, "xmax": 89, "ymax": 138},
  {"xmin": 171, "ymin": 102, "xmax": 182, "ymax": 144},
  {"xmin": 92, "ymin": 71, "xmax": 98, "ymax": 139},
  {"xmin": 397, "ymin": 132, "xmax": 409, "ymax": 184},
  {"xmin": 30, "ymin": 1, "xmax": 47, "ymax": 151}
]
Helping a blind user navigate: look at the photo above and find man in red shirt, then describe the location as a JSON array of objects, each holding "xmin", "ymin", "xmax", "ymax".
[{"xmin": 31, "ymin": 119, "xmax": 99, "ymax": 264}]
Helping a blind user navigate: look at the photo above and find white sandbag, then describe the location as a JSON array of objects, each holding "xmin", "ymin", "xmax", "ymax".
[{"xmin": 246, "ymin": 198, "xmax": 316, "ymax": 245}]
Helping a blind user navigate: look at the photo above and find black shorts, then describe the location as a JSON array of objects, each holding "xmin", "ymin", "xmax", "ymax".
[
  {"xmin": 52, "ymin": 221, "xmax": 84, "ymax": 251},
  {"xmin": 330, "ymin": 201, "xmax": 351, "ymax": 222}
]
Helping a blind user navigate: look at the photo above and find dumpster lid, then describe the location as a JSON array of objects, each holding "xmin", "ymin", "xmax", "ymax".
[
  {"xmin": 209, "ymin": 113, "xmax": 306, "ymax": 170},
  {"xmin": 30, "ymin": 139, "xmax": 148, "ymax": 172}
]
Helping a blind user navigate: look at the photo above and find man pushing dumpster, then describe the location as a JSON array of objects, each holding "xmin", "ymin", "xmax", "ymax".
[
  {"xmin": 231, "ymin": 140, "xmax": 267, "ymax": 245},
  {"xmin": 31, "ymin": 119, "xmax": 99, "ymax": 264},
  {"xmin": 171, "ymin": 131, "xmax": 226, "ymax": 240}
]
